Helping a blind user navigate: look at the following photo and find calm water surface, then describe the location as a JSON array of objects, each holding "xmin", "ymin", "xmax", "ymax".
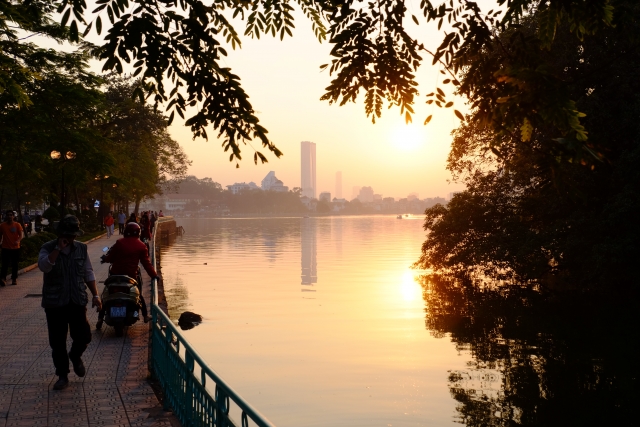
[{"xmin": 159, "ymin": 216, "xmax": 475, "ymax": 427}]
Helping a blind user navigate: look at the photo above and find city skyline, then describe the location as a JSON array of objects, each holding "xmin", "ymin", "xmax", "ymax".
[{"xmin": 165, "ymin": 8, "xmax": 466, "ymax": 201}]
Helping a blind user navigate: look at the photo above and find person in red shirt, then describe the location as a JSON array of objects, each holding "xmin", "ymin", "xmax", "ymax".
[
  {"xmin": 1, "ymin": 210, "xmax": 23, "ymax": 286},
  {"xmin": 97, "ymin": 223, "xmax": 158, "ymax": 329},
  {"xmin": 103, "ymin": 212, "xmax": 115, "ymax": 238}
]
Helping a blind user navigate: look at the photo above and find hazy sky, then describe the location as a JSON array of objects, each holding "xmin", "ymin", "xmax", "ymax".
[
  {"xmin": 168, "ymin": 7, "xmax": 468, "ymax": 200},
  {"xmin": 36, "ymin": 2, "xmax": 475, "ymax": 200}
]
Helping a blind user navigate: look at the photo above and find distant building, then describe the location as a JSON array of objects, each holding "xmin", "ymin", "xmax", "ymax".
[
  {"xmin": 300, "ymin": 196, "xmax": 317, "ymax": 211},
  {"xmin": 352, "ymin": 186, "xmax": 361, "ymax": 200},
  {"xmin": 261, "ymin": 171, "xmax": 289, "ymax": 192},
  {"xmin": 301, "ymin": 141, "xmax": 316, "ymax": 199},
  {"xmin": 226, "ymin": 182, "xmax": 260, "ymax": 195},
  {"xmin": 163, "ymin": 194, "xmax": 204, "ymax": 211},
  {"xmin": 408, "ymin": 192, "xmax": 419, "ymax": 201},
  {"xmin": 383, "ymin": 197, "xmax": 395, "ymax": 203},
  {"xmin": 373, "ymin": 194, "xmax": 382, "ymax": 201},
  {"xmin": 335, "ymin": 171, "xmax": 342, "ymax": 199},
  {"xmin": 332, "ymin": 198, "xmax": 347, "ymax": 212},
  {"xmin": 319, "ymin": 192, "xmax": 331, "ymax": 202},
  {"xmin": 358, "ymin": 186, "xmax": 374, "ymax": 203},
  {"xmin": 449, "ymin": 191, "xmax": 462, "ymax": 200}
]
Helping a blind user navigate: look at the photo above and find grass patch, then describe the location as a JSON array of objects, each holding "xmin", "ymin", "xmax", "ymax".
[{"xmin": 78, "ymin": 230, "xmax": 106, "ymax": 242}]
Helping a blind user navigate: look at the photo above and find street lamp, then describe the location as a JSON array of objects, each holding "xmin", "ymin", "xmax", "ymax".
[{"xmin": 50, "ymin": 150, "xmax": 76, "ymax": 212}]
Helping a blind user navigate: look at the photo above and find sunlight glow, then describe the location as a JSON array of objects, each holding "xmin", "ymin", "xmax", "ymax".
[
  {"xmin": 400, "ymin": 271, "xmax": 422, "ymax": 302},
  {"xmin": 390, "ymin": 125, "xmax": 425, "ymax": 151}
]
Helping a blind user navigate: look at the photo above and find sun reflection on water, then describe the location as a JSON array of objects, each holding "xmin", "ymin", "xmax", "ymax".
[{"xmin": 400, "ymin": 271, "xmax": 422, "ymax": 302}]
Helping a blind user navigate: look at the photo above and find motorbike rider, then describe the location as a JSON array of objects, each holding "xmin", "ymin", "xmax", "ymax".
[
  {"xmin": 22, "ymin": 211, "xmax": 31, "ymax": 235},
  {"xmin": 35, "ymin": 211, "xmax": 42, "ymax": 229},
  {"xmin": 96, "ymin": 223, "xmax": 158, "ymax": 329}
]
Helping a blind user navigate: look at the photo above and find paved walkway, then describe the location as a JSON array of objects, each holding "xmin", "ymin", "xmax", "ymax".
[{"xmin": 0, "ymin": 235, "xmax": 178, "ymax": 427}]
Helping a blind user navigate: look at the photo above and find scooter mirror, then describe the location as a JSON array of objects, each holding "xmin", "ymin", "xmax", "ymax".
[{"xmin": 102, "ymin": 247, "xmax": 109, "ymax": 252}]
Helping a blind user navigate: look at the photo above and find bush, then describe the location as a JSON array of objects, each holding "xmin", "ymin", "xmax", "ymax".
[
  {"xmin": 42, "ymin": 206, "xmax": 60, "ymax": 221},
  {"xmin": 19, "ymin": 232, "xmax": 59, "ymax": 262},
  {"xmin": 20, "ymin": 238, "xmax": 39, "ymax": 260}
]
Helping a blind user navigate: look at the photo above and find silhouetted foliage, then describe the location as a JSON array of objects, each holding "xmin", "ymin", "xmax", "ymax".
[
  {"xmin": 2, "ymin": 0, "xmax": 624, "ymax": 163},
  {"xmin": 416, "ymin": 1, "xmax": 640, "ymax": 289}
]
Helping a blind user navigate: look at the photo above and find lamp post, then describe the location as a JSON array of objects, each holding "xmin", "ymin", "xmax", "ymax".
[
  {"xmin": 112, "ymin": 183, "xmax": 118, "ymax": 212},
  {"xmin": 95, "ymin": 174, "xmax": 110, "ymax": 226},
  {"xmin": 51, "ymin": 150, "xmax": 76, "ymax": 213}
]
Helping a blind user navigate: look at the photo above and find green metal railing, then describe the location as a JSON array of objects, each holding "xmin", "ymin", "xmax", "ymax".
[{"xmin": 149, "ymin": 218, "xmax": 276, "ymax": 427}]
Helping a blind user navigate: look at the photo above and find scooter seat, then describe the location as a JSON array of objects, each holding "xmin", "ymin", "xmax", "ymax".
[{"xmin": 104, "ymin": 275, "xmax": 138, "ymax": 287}]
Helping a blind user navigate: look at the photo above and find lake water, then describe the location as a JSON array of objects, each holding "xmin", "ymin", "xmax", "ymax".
[
  {"xmin": 158, "ymin": 216, "xmax": 475, "ymax": 426},
  {"xmin": 159, "ymin": 215, "xmax": 640, "ymax": 427}
]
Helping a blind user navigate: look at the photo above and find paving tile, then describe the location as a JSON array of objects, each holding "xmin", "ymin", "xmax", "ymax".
[{"xmin": 0, "ymin": 236, "xmax": 179, "ymax": 427}]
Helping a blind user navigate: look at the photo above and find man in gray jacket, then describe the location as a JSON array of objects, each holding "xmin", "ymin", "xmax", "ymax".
[{"xmin": 38, "ymin": 215, "xmax": 102, "ymax": 390}]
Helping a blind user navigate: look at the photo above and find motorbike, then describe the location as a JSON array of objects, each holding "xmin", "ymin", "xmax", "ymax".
[
  {"xmin": 23, "ymin": 221, "xmax": 32, "ymax": 236},
  {"xmin": 100, "ymin": 247, "xmax": 143, "ymax": 336}
]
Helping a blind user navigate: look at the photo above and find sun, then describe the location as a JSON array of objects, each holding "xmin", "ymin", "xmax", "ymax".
[{"xmin": 390, "ymin": 124, "xmax": 425, "ymax": 151}]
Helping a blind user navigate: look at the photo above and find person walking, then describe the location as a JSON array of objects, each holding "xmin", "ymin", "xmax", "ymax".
[
  {"xmin": 117, "ymin": 210, "xmax": 126, "ymax": 235},
  {"xmin": 104, "ymin": 212, "xmax": 115, "ymax": 238},
  {"xmin": 127, "ymin": 212, "xmax": 138, "ymax": 224},
  {"xmin": 38, "ymin": 215, "xmax": 102, "ymax": 390},
  {"xmin": 0, "ymin": 210, "xmax": 23, "ymax": 286},
  {"xmin": 140, "ymin": 213, "xmax": 151, "ymax": 242}
]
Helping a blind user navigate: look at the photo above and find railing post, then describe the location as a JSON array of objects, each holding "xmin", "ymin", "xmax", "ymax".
[{"xmin": 185, "ymin": 350, "xmax": 195, "ymax": 426}]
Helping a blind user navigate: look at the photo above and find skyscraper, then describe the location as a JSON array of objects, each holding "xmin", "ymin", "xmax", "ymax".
[
  {"xmin": 301, "ymin": 141, "xmax": 316, "ymax": 199},
  {"xmin": 335, "ymin": 171, "xmax": 342, "ymax": 199}
]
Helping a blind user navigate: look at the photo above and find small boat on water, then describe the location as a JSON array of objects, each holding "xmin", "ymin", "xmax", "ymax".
[{"xmin": 397, "ymin": 215, "xmax": 403, "ymax": 219}]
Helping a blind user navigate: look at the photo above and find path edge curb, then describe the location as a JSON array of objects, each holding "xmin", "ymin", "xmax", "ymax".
[{"xmin": 15, "ymin": 233, "xmax": 107, "ymax": 277}]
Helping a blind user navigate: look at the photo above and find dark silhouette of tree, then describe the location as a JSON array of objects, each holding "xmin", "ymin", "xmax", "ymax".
[{"xmin": 421, "ymin": 273, "xmax": 639, "ymax": 426}]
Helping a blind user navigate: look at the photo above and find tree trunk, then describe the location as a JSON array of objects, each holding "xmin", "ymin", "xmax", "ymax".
[
  {"xmin": 14, "ymin": 182, "xmax": 22, "ymax": 223},
  {"xmin": 74, "ymin": 187, "xmax": 81, "ymax": 213},
  {"xmin": 134, "ymin": 198, "xmax": 141, "ymax": 216}
]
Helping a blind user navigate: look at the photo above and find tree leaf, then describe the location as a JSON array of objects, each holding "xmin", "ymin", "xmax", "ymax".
[
  {"xmin": 520, "ymin": 117, "xmax": 533, "ymax": 142},
  {"xmin": 61, "ymin": 9, "xmax": 71, "ymax": 27},
  {"xmin": 454, "ymin": 110, "xmax": 464, "ymax": 120},
  {"xmin": 424, "ymin": 115, "xmax": 433, "ymax": 125},
  {"xmin": 96, "ymin": 16, "xmax": 102, "ymax": 35}
]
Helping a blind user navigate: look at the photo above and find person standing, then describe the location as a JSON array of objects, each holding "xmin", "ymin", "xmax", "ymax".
[
  {"xmin": 117, "ymin": 210, "xmax": 126, "ymax": 235},
  {"xmin": 0, "ymin": 210, "xmax": 23, "ymax": 286},
  {"xmin": 104, "ymin": 212, "xmax": 115, "ymax": 238},
  {"xmin": 158, "ymin": 210, "xmax": 164, "ymax": 217},
  {"xmin": 38, "ymin": 215, "xmax": 102, "ymax": 390},
  {"xmin": 149, "ymin": 211, "xmax": 157, "ymax": 234}
]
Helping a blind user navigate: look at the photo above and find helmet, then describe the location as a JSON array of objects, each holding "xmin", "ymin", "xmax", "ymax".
[{"xmin": 124, "ymin": 222, "xmax": 141, "ymax": 238}]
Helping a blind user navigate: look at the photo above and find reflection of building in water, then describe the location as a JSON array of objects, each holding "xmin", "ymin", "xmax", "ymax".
[{"xmin": 301, "ymin": 219, "xmax": 317, "ymax": 286}]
